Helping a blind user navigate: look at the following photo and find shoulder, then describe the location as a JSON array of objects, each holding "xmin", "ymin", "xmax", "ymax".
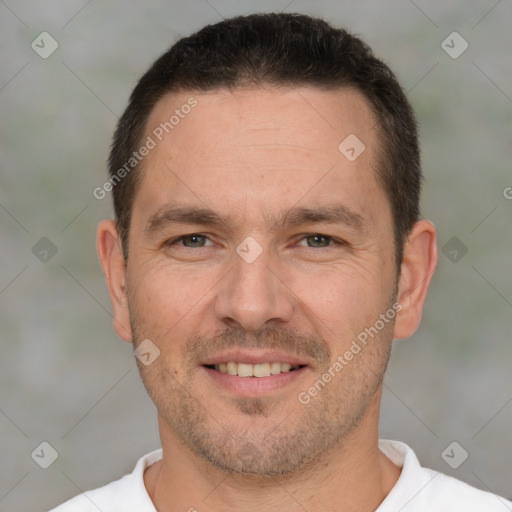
[
  {"xmin": 378, "ymin": 439, "xmax": 511, "ymax": 511},
  {"xmin": 47, "ymin": 449, "xmax": 163, "ymax": 512},
  {"xmin": 429, "ymin": 470, "xmax": 511, "ymax": 510}
]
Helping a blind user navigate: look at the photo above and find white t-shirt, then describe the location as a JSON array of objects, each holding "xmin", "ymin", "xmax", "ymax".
[{"xmin": 48, "ymin": 439, "xmax": 511, "ymax": 511}]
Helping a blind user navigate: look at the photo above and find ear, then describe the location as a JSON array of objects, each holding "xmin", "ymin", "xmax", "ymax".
[
  {"xmin": 393, "ymin": 219, "xmax": 437, "ymax": 339},
  {"xmin": 96, "ymin": 219, "xmax": 133, "ymax": 343}
]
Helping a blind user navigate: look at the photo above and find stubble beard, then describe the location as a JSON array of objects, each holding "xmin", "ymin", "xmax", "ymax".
[{"xmin": 130, "ymin": 307, "xmax": 395, "ymax": 479}]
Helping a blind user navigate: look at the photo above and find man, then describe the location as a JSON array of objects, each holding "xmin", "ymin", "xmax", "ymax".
[{"xmin": 50, "ymin": 12, "xmax": 510, "ymax": 512}]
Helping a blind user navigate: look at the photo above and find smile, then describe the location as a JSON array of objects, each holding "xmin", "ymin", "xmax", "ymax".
[{"xmin": 205, "ymin": 362, "xmax": 304, "ymax": 377}]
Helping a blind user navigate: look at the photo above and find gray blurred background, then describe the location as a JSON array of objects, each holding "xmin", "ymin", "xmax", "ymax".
[{"xmin": 0, "ymin": 1, "xmax": 511, "ymax": 510}]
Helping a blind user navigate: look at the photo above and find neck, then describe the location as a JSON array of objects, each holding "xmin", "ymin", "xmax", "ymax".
[{"xmin": 144, "ymin": 396, "xmax": 401, "ymax": 512}]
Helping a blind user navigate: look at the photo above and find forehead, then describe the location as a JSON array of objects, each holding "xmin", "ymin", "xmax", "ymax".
[
  {"xmin": 133, "ymin": 86, "xmax": 388, "ymax": 229},
  {"xmin": 145, "ymin": 86, "xmax": 378, "ymax": 164}
]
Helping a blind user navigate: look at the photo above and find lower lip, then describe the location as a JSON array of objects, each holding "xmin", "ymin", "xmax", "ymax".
[{"xmin": 202, "ymin": 366, "xmax": 309, "ymax": 396}]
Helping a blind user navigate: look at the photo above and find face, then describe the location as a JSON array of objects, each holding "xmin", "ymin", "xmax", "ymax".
[{"xmin": 120, "ymin": 87, "xmax": 400, "ymax": 476}]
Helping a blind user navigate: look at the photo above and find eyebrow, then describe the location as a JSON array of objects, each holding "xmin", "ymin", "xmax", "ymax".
[{"xmin": 144, "ymin": 203, "xmax": 369, "ymax": 236}]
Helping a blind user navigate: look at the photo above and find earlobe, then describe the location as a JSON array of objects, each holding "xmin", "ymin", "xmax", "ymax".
[
  {"xmin": 96, "ymin": 219, "xmax": 133, "ymax": 343},
  {"xmin": 393, "ymin": 220, "xmax": 437, "ymax": 340}
]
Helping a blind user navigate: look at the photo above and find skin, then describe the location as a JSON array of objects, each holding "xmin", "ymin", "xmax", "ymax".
[{"xmin": 97, "ymin": 86, "xmax": 437, "ymax": 511}]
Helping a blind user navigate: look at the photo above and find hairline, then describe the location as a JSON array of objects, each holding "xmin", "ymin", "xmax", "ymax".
[{"xmin": 118, "ymin": 83, "xmax": 406, "ymax": 268}]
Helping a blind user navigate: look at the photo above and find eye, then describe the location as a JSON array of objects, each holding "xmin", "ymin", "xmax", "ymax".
[
  {"xmin": 166, "ymin": 233, "xmax": 213, "ymax": 248},
  {"xmin": 164, "ymin": 233, "xmax": 344, "ymax": 250},
  {"xmin": 297, "ymin": 234, "xmax": 343, "ymax": 248}
]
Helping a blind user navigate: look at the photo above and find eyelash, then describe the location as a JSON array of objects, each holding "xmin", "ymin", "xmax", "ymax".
[{"xmin": 165, "ymin": 233, "xmax": 345, "ymax": 249}]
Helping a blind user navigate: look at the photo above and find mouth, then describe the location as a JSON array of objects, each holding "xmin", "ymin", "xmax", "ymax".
[
  {"xmin": 200, "ymin": 351, "xmax": 310, "ymax": 395},
  {"xmin": 203, "ymin": 361, "xmax": 306, "ymax": 377}
]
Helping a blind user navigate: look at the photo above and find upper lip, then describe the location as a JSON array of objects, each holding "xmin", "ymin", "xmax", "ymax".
[{"xmin": 201, "ymin": 349, "xmax": 310, "ymax": 366}]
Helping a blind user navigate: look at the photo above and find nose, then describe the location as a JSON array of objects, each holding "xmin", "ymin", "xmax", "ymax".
[{"xmin": 214, "ymin": 242, "xmax": 294, "ymax": 331}]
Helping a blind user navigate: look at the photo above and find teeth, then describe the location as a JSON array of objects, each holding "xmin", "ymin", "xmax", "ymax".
[
  {"xmin": 253, "ymin": 363, "xmax": 271, "ymax": 377},
  {"xmin": 227, "ymin": 361, "xmax": 238, "ymax": 376},
  {"xmin": 237, "ymin": 363, "xmax": 253, "ymax": 377},
  {"xmin": 214, "ymin": 362, "xmax": 299, "ymax": 377},
  {"xmin": 270, "ymin": 362, "xmax": 281, "ymax": 375}
]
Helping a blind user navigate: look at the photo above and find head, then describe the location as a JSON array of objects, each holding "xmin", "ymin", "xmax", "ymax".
[{"xmin": 97, "ymin": 13, "xmax": 436, "ymax": 477}]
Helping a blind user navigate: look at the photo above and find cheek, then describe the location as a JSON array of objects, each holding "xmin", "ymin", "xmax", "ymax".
[
  {"xmin": 291, "ymin": 262, "xmax": 394, "ymax": 344},
  {"xmin": 127, "ymin": 262, "xmax": 201, "ymax": 340},
  {"xmin": 128, "ymin": 270, "xmax": 195, "ymax": 384}
]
